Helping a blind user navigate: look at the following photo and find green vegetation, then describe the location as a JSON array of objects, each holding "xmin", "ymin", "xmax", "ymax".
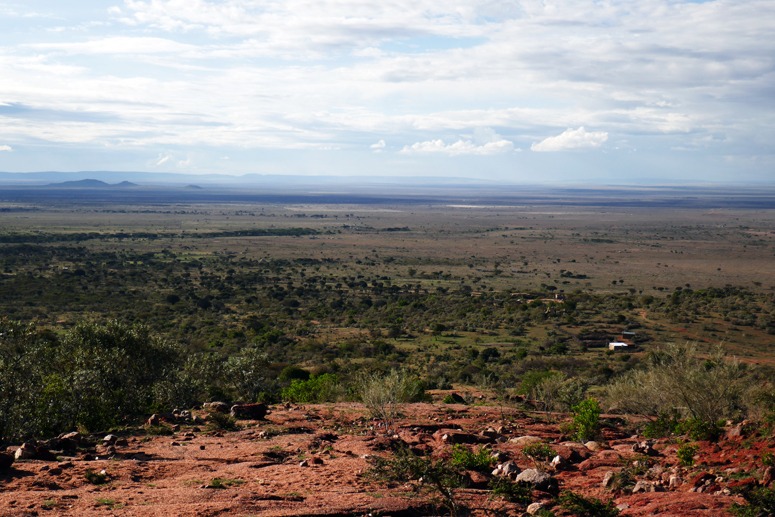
[
  {"xmin": 281, "ymin": 373, "xmax": 341, "ymax": 403},
  {"xmin": 557, "ymin": 490, "xmax": 620, "ymax": 517},
  {"xmin": 676, "ymin": 443, "xmax": 699, "ymax": 467},
  {"xmin": 366, "ymin": 444, "xmax": 466, "ymax": 515},
  {"xmin": 205, "ymin": 477, "xmax": 245, "ymax": 489},
  {"xmin": 522, "ymin": 442, "xmax": 556, "ymax": 467},
  {"xmin": 488, "ymin": 477, "xmax": 532, "ymax": 504},
  {"xmin": 603, "ymin": 344, "xmax": 748, "ymax": 441},
  {"xmin": 358, "ymin": 369, "xmax": 427, "ymax": 430},
  {"xmin": 448, "ymin": 444, "xmax": 494, "ymax": 471},
  {"xmin": 0, "ymin": 202, "xmax": 773, "ymax": 444},
  {"xmin": 730, "ymin": 486, "xmax": 775, "ymax": 517},
  {"xmin": 570, "ymin": 398, "xmax": 602, "ymax": 442},
  {"xmin": 85, "ymin": 469, "xmax": 109, "ymax": 485}
]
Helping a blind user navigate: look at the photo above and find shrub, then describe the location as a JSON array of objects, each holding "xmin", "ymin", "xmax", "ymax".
[
  {"xmin": 85, "ymin": 469, "xmax": 109, "ymax": 485},
  {"xmin": 642, "ymin": 412, "xmax": 681, "ymax": 439},
  {"xmin": 522, "ymin": 443, "xmax": 556, "ymax": 467},
  {"xmin": 0, "ymin": 319, "xmax": 184, "ymax": 439},
  {"xmin": 676, "ymin": 418, "xmax": 723, "ymax": 442},
  {"xmin": 676, "ymin": 443, "xmax": 699, "ymax": 467},
  {"xmin": 358, "ymin": 369, "xmax": 426, "ymax": 431},
  {"xmin": 558, "ymin": 490, "xmax": 619, "ymax": 517},
  {"xmin": 449, "ymin": 445, "xmax": 494, "ymax": 471},
  {"xmin": 531, "ymin": 372, "xmax": 588, "ymax": 412},
  {"xmin": 571, "ymin": 398, "xmax": 601, "ymax": 442},
  {"xmin": 224, "ymin": 347, "xmax": 272, "ymax": 403},
  {"xmin": 367, "ymin": 444, "xmax": 466, "ymax": 515},
  {"xmin": 729, "ymin": 486, "xmax": 775, "ymax": 517},
  {"xmin": 281, "ymin": 373, "xmax": 341, "ymax": 403},
  {"xmin": 603, "ymin": 343, "xmax": 747, "ymax": 431},
  {"xmin": 206, "ymin": 411, "xmax": 238, "ymax": 431},
  {"xmin": 488, "ymin": 477, "xmax": 532, "ymax": 504}
]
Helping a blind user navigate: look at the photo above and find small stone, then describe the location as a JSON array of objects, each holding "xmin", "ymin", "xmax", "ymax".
[
  {"xmin": 602, "ymin": 470, "xmax": 616, "ymax": 488},
  {"xmin": 669, "ymin": 475, "xmax": 682, "ymax": 489},
  {"xmin": 550, "ymin": 455, "xmax": 566, "ymax": 470},
  {"xmin": 526, "ymin": 502, "xmax": 545, "ymax": 515},
  {"xmin": 632, "ymin": 440, "xmax": 658, "ymax": 456},
  {"xmin": 761, "ymin": 466, "xmax": 773, "ymax": 487},
  {"xmin": 584, "ymin": 441, "xmax": 604, "ymax": 452},
  {"xmin": 103, "ymin": 434, "xmax": 118, "ymax": 445},
  {"xmin": 299, "ymin": 459, "xmax": 309, "ymax": 467},
  {"xmin": 632, "ymin": 480, "xmax": 656, "ymax": 493}
]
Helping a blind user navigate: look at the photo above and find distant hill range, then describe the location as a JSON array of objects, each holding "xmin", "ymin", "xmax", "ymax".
[{"xmin": 48, "ymin": 179, "xmax": 138, "ymax": 188}]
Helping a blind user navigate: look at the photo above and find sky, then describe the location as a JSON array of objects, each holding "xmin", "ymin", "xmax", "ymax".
[{"xmin": 0, "ymin": 0, "xmax": 774, "ymax": 183}]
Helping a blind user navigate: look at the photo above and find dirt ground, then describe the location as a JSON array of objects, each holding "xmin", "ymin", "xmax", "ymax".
[{"xmin": 2, "ymin": 399, "xmax": 771, "ymax": 516}]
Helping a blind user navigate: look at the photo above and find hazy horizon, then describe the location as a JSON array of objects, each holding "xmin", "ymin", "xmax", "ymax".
[{"xmin": 1, "ymin": 1, "xmax": 774, "ymax": 184}]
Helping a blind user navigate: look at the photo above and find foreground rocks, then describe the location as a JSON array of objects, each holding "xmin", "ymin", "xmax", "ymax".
[{"xmin": 0, "ymin": 399, "xmax": 770, "ymax": 516}]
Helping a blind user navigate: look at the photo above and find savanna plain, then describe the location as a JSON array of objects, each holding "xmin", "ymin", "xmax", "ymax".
[{"xmin": 0, "ymin": 186, "xmax": 773, "ymax": 516}]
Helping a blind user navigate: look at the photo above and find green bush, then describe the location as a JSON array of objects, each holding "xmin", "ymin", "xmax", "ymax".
[
  {"xmin": 676, "ymin": 418, "xmax": 723, "ymax": 442},
  {"xmin": 642, "ymin": 412, "xmax": 681, "ymax": 439},
  {"xmin": 358, "ymin": 369, "xmax": 427, "ymax": 430},
  {"xmin": 449, "ymin": 444, "xmax": 494, "ymax": 471},
  {"xmin": 603, "ymin": 343, "xmax": 747, "ymax": 430},
  {"xmin": 571, "ymin": 398, "xmax": 601, "ymax": 442},
  {"xmin": 730, "ymin": 486, "xmax": 775, "ymax": 517},
  {"xmin": 558, "ymin": 490, "xmax": 619, "ymax": 517},
  {"xmin": 281, "ymin": 373, "xmax": 341, "ymax": 403},
  {"xmin": 488, "ymin": 477, "xmax": 532, "ymax": 504},
  {"xmin": 367, "ymin": 444, "xmax": 466, "ymax": 515},
  {"xmin": 522, "ymin": 442, "xmax": 556, "ymax": 466},
  {"xmin": 530, "ymin": 372, "xmax": 588, "ymax": 412},
  {"xmin": 206, "ymin": 411, "xmax": 238, "ymax": 431},
  {"xmin": 0, "ymin": 319, "xmax": 183, "ymax": 439},
  {"xmin": 676, "ymin": 443, "xmax": 699, "ymax": 467}
]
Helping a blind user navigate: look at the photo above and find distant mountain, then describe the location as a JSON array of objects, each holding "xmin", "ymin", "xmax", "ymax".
[{"xmin": 48, "ymin": 179, "xmax": 138, "ymax": 188}]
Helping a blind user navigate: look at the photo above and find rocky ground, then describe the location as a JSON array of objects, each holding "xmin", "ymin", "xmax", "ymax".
[{"xmin": 1, "ymin": 395, "xmax": 773, "ymax": 516}]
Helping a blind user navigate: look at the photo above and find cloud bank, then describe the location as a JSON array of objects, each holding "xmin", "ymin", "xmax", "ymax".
[
  {"xmin": 531, "ymin": 127, "xmax": 609, "ymax": 152},
  {"xmin": 0, "ymin": 1, "xmax": 772, "ymax": 181}
]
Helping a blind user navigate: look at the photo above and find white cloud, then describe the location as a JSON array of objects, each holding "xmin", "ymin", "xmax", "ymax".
[
  {"xmin": 531, "ymin": 127, "xmax": 608, "ymax": 152},
  {"xmin": 0, "ymin": 145, "xmax": 13, "ymax": 152},
  {"xmin": 0, "ymin": 1, "xmax": 773, "ymax": 180},
  {"xmin": 154, "ymin": 153, "xmax": 172, "ymax": 166},
  {"xmin": 29, "ymin": 37, "xmax": 197, "ymax": 55},
  {"xmin": 401, "ymin": 138, "xmax": 514, "ymax": 156}
]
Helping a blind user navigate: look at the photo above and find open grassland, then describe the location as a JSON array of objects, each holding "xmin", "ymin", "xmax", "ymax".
[{"xmin": 1, "ymin": 199, "xmax": 772, "ymax": 372}]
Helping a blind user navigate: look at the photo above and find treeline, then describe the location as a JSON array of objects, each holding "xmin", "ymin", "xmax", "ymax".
[
  {"xmin": 0, "ymin": 319, "xmax": 425, "ymax": 442},
  {"xmin": 3, "ymin": 318, "xmax": 773, "ymax": 446},
  {"xmin": 0, "ymin": 227, "xmax": 317, "ymax": 244}
]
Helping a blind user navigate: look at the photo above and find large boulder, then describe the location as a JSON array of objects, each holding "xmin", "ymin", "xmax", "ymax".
[
  {"xmin": 0, "ymin": 451, "xmax": 14, "ymax": 471},
  {"xmin": 515, "ymin": 468, "xmax": 558, "ymax": 493},
  {"xmin": 230, "ymin": 403, "xmax": 268, "ymax": 420},
  {"xmin": 203, "ymin": 401, "xmax": 230, "ymax": 413}
]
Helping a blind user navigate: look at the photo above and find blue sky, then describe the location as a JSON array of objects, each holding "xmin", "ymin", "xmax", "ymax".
[{"xmin": 0, "ymin": 0, "xmax": 773, "ymax": 183}]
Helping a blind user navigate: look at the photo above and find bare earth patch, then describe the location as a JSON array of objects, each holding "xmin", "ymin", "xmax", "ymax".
[{"xmin": 1, "ymin": 401, "xmax": 772, "ymax": 516}]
